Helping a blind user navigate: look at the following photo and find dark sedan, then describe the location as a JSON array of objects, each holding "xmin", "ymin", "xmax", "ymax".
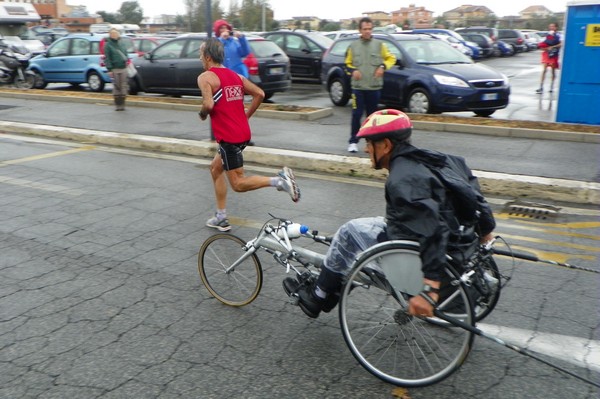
[
  {"xmin": 259, "ymin": 30, "xmax": 333, "ymax": 82},
  {"xmin": 321, "ymin": 34, "xmax": 510, "ymax": 117},
  {"xmin": 130, "ymin": 34, "xmax": 291, "ymax": 100}
]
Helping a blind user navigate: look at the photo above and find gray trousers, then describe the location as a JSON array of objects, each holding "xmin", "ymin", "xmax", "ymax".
[{"xmin": 111, "ymin": 68, "xmax": 128, "ymax": 97}]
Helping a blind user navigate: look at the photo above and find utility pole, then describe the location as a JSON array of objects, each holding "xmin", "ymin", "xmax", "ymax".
[
  {"xmin": 206, "ymin": 0, "xmax": 215, "ymax": 141},
  {"xmin": 262, "ymin": 1, "xmax": 266, "ymax": 32},
  {"xmin": 206, "ymin": 0, "xmax": 212, "ymax": 37}
]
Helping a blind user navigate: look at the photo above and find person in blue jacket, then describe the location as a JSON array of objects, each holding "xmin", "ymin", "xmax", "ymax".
[{"xmin": 213, "ymin": 19, "xmax": 250, "ymax": 78}]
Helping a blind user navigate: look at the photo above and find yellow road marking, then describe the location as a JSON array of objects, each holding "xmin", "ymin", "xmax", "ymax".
[
  {"xmin": 0, "ymin": 175, "xmax": 84, "ymax": 196},
  {"xmin": 495, "ymin": 213, "xmax": 600, "ymax": 229},
  {"xmin": 496, "ymin": 221, "xmax": 600, "ymax": 241},
  {"xmin": 504, "ymin": 245, "xmax": 595, "ymax": 264},
  {"xmin": 0, "ymin": 146, "xmax": 95, "ymax": 166},
  {"xmin": 497, "ymin": 233, "xmax": 599, "ymax": 252}
]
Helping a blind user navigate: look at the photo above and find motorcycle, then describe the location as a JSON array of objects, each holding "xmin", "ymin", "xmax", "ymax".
[{"xmin": 0, "ymin": 41, "xmax": 36, "ymax": 89}]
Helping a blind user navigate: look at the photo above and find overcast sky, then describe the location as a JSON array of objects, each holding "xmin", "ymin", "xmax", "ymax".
[{"xmin": 81, "ymin": 0, "xmax": 568, "ymax": 20}]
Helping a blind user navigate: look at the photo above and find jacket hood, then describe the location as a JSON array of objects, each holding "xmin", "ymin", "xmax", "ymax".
[
  {"xmin": 213, "ymin": 19, "xmax": 232, "ymax": 36},
  {"xmin": 392, "ymin": 144, "xmax": 447, "ymax": 168}
]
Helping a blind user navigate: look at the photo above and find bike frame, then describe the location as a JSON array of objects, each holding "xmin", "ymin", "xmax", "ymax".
[{"xmin": 223, "ymin": 222, "xmax": 327, "ymax": 277}]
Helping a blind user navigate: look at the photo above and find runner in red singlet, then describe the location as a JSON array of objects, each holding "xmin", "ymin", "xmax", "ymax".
[{"xmin": 197, "ymin": 38, "xmax": 300, "ymax": 232}]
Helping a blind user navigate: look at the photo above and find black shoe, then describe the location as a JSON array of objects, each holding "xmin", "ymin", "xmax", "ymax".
[
  {"xmin": 282, "ymin": 277, "xmax": 299, "ymax": 296},
  {"xmin": 321, "ymin": 291, "xmax": 340, "ymax": 313},
  {"xmin": 297, "ymin": 286, "xmax": 324, "ymax": 318},
  {"xmin": 247, "ymin": 141, "xmax": 255, "ymax": 146}
]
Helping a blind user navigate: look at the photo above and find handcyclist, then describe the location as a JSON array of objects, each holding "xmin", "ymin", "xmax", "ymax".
[
  {"xmin": 197, "ymin": 38, "xmax": 300, "ymax": 232},
  {"xmin": 284, "ymin": 109, "xmax": 496, "ymax": 318}
]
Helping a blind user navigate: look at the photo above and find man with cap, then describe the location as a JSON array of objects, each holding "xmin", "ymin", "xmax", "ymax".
[{"xmin": 284, "ymin": 109, "xmax": 496, "ymax": 319}]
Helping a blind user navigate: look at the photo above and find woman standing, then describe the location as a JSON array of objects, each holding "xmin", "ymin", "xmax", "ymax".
[
  {"xmin": 103, "ymin": 28, "xmax": 130, "ymax": 111},
  {"xmin": 213, "ymin": 19, "xmax": 250, "ymax": 77}
]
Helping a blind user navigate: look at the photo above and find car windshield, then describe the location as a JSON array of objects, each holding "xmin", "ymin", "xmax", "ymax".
[
  {"xmin": 248, "ymin": 40, "xmax": 285, "ymax": 57},
  {"xmin": 305, "ymin": 32, "xmax": 334, "ymax": 48},
  {"xmin": 400, "ymin": 39, "xmax": 472, "ymax": 64}
]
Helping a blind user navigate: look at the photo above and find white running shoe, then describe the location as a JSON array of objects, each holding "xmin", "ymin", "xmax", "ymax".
[
  {"xmin": 348, "ymin": 143, "xmax": 358, "ymax": 153},
  {"xmin": 206, "ymin": 215, "xmax": 231, "ymax": 232},
  {"xmin": 277, "ymin": 166, "xmax": 300, "ymax": 202}
]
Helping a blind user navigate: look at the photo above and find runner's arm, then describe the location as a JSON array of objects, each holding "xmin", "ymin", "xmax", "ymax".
[
  {"xmin": 198, "ymin": 72, "xmax": 216, "ymax": 120},
  {"xmin": 242, "ymin": 77, "xmax": 264, "ymax": 119}
]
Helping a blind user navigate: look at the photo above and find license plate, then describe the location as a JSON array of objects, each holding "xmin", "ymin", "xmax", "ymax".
[
  {"xmin": 482, "ymin": 93, "xmax": 498, "ymax": 101},
  {"xmin": 269, "ymin": 67, "xmax": 283, "ymax": 75}
]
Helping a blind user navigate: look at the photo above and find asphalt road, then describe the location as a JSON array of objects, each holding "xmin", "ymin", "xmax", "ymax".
[{"xmin": 1, "ymin": 134, "xmax": 598, "ymax": 398}]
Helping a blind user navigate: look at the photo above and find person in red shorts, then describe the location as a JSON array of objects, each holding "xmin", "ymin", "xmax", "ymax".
[
  {"xmin": 536, "ymin": 23, "xmax": 562, "ymax": 94},
  {"xmin": 197, "ymin": 38, "xmax": 301, "ymax": 232}
]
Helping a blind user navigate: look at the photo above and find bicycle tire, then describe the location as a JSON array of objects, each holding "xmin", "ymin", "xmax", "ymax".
[
  {"xmin": 339, "ymin": 242, "xmax": 475, "ymax": 387},
  {"xmin": 198, "ymin": 234, "xmax": 263, "ymax": 306},
  {"xmin": 471, "ymin": 255, "xmax": 501, "ymax": 322}
]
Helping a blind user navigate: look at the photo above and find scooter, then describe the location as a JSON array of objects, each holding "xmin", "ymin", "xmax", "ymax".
[{"xmin": 0, "ymin": 42, "xmax": 36, "ymax": 89}]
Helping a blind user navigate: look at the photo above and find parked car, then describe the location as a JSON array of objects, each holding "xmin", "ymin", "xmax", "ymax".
[
  {"xmin": 130, "ymin": 34, "xmax": 291, "ymax": 100},
  {"xmin": 496, "ymin": 40, "xmax": 515, "ymax": 57},
  {"xmin": 458, "ymin": 33, "xmax": 495, "ymax": 58},
  {"xmin": 11, "ymin": 35, "xmax": 45, "ymax": 55},
  {"xmin": 131, "ymin": 36, "xmax": 170, "ymax": 56},
  {"xmin": 259, "ymin": 30, "xmax": 333, "ymax": 81},
  {"xmin": 430, "ymin": 34, "xmax": 473, "ymax": 58},
  {"xmin": 28, "ymin": 33, "xmax": 135, "ymax": 92},
  {"xmin": 520, "ymin": 31, "xmax": 541, "ymax": 51},
  {"xmin": 455, "ymin": 27, "xmax": 499, "ymax": 43},
  {"xmin": 410, "ymin": 28, "xmax": 482, "ymax": 59},
  {"xmin": 322, "ymin": 30, "xmax": 358, "ymax": 41},
  {"xmin": 497, "ymin": 29, "xmax": 526, "ymax": 53},
  {"xmin": 321, "ymin": 33, "xmax": 510, "ymax": 117}
]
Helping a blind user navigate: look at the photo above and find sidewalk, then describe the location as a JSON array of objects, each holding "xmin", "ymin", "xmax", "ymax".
[{"xmin": 0, "ymin": 93, "xmax": 598, "ymax": 205}]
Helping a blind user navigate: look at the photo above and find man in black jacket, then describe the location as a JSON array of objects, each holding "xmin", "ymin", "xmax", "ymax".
[{"xmin": 284, "ymin": 109, "xmax": 496, "ymax": 318}]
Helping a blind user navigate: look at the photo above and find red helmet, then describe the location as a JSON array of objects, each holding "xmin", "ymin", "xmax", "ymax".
[{"xmin": 357, "ymin": 109, "xmax": 412, "ymax": 142}]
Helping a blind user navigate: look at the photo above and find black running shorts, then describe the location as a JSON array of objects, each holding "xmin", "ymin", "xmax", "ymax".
[{"xmin": 218, "ymin": 141, "xmax": 249, "ymax": 171}]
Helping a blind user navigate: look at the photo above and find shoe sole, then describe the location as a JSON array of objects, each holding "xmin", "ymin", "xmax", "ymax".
[
  {"xmin": 282, "ymin": 279, "xmax": 299, "ymax": 296},
  {"xmin": 206, "ymin": 222, "xmax": 231, "ymax": 232},
  {"xmin": 282, "ymin": 167, "xmax": 301, "ymax": 203},
  {"xmin": 298, "ymin": 302, "xmax": 320, "ymax": 318}
]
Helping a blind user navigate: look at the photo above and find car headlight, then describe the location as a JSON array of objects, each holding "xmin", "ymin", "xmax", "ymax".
[
  {"xmin": 433, "ymin": 74, "xmax": 469, "ymax": 88},
  {"xmin": 501, "ymin": 73, "xmax": 509, "ymax": 86}
]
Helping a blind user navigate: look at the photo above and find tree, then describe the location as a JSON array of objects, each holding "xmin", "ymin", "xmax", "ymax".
[
  {"xmin": 119, "ymin": 1, "xmax": 143, "ymax": 24},
  {"xmin": 97, "ymin": 11, "xmax": 120, "ymax": 23}
]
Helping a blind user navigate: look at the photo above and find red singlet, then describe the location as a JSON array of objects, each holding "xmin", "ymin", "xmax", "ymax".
[{"xmin": 209, "ymin": 67, "xmax": 251, "ymax": 144}]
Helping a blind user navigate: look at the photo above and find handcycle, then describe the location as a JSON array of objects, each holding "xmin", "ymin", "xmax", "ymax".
[{"xmin": 197, "ymin": 214, "xmax": 505, "ymax": 387}]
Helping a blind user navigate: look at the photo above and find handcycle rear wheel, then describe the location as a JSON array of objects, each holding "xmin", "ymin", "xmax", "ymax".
[
  {"xmin": 198, "ymin": 234, "xmax": 263, "ymax": 306},
  {"xmin": 339, "ymin": 242, "xmax": 475, "ymax": 387}
]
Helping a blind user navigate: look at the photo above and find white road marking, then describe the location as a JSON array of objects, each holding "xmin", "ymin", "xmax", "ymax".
[{"xmin": 479, "ymin": 323, "xmax": 600, "ymax": 372}]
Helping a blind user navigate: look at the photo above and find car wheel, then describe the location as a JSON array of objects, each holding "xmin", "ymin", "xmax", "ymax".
[
  {"xmin": 87, "ymin": 71, "xmax": 105, "ymax": 92},
  {"xmin": 474, "ymin": 110, "xmax": 495, "ymax": 117},
  {"xmin": 31, "ymin": 70, "xmax": 47, "ymax": 89},
  {"xmin": 407, "ymin": 87, "xmax": 433, "ymax": 114},
  {"xmin": 328, "ymin": 76, "xmax": 350, "ymax": 106},
  {"xmin": 128, "ymin": 77, "xmax": 140, "ymax": 95},
  {"xmin": 263, "ymin": 92, "xmax": 274, "ymax": 101}
]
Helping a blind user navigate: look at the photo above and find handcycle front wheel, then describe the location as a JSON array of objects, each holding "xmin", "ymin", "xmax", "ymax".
[
  {"xmin": 339, "ymin": 242, "xmax": 475, "ymax": 387},
  {"xmin": 198, "ymin": 234, "xmax": 263, "ymax": 306}
]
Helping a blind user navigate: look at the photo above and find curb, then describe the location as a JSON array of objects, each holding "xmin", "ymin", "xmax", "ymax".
[
  {"xmin": 2, "ymin": 90, "xmax": 597, "ymax": 142},
  {"xmin": 411, "ymin": 121, "xmax": 600, "ymax": 144},
  {"xmin": 0, "ymin": 91, "xmax": 334, "ymax": 121},
  {"xmin": 2, "ymin": 121, "xmax": 598, "ymax": 205}
]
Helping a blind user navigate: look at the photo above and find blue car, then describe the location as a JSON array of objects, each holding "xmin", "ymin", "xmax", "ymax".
[
  {"xmin": 321, "ymin": 34, "xmax": 510, "ymax": 117},
  {"xmin": 28, "ymin": 33, "xmax": 135, "ymax": 92}
]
